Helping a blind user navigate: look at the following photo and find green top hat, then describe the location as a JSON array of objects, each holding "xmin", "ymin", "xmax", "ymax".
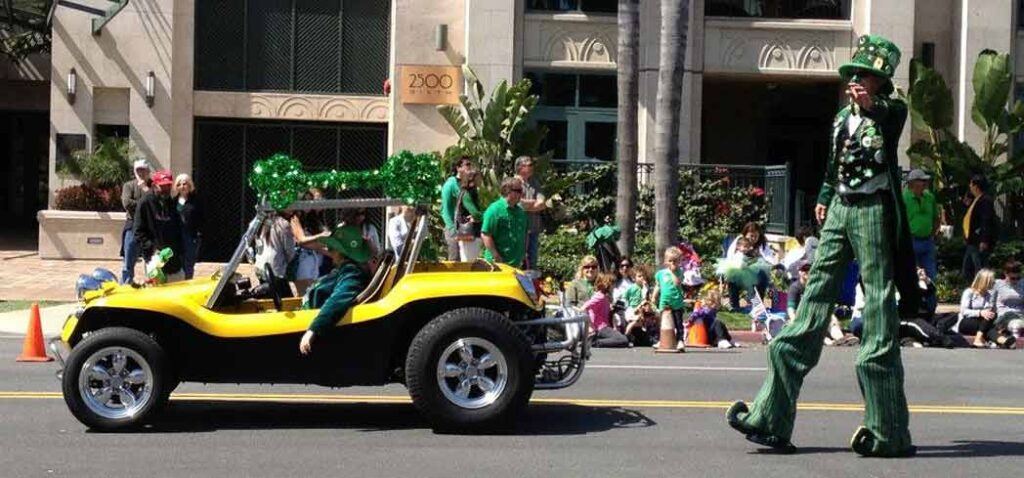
[
  {"xmin": 839, "ymin": 35, "xmax": 901, "ymax": 82},
  {"xmin": 318, "ymin": 225, "xmax": 370, "ymax": 264}
]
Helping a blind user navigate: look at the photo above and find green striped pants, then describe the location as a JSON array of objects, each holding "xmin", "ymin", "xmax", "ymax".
[{"xmin": 739, "ymin": 194, "xmax": 912, "ymax": 453}]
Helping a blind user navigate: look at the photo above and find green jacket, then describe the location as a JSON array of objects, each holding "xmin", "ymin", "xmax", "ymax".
[
  {"xmin": 817, "ymin": 96, "xmax": 920, "ymax": 317},
  {"xmin": 303, "ymin": 262, "xmax": 369, "ymax": 335}
]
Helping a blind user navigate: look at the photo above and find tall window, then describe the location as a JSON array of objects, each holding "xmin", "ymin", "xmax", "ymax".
[
  {"xmin": 705, "ymin": 0, "xmax": 850, "ymax": 20},
  {"xmin": 526, "ymin": 71, "xmax": 616, "ymax": 167},
  {"xmin": 527, "ymin": 0, "xmax": 616, "ymax": 14},
  {"xmin": 195, "ymin": 0, "xmax": 390, "ymax": 95}
]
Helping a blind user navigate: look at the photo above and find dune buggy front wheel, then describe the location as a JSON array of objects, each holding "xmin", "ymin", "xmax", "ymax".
[
  {"xmin": 405, "ymin": 308, "xmax": 535, "ymax": 431},
  {"xmin": 62, "ymin": 327, "xmax": 170, "ymax": 431}
]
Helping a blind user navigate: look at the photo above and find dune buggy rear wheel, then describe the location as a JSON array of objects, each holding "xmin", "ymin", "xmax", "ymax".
[{"xmin": 406, "ymin": 307, "xmax": 534, "ymax": 431}]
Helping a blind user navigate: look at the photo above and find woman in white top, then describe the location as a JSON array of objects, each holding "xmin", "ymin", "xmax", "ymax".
[
  {"xmin": 956, "ymin": 268, "xmax": 1016, "ymax": 348},
  {"xmin": 726, "ymin": 222, "xmax": 780, "ymax": 265}
]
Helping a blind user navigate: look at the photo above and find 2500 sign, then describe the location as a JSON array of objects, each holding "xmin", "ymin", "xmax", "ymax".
[
  {"xmin": 408, "ymin": 73, "xmax": 454, "ymax": 89},
  {"xmin": 400, "ymin": 65, "xmax": 461, "ymax": 105}
]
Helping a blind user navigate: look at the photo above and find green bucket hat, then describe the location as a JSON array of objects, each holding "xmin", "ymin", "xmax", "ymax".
[
  {"xmin": 839, "ymin": 34, "xmax": 901, "ymax": 82},
  {"xmin": 318, "ymin": 225, "xmax": 370, "ymax": 264}
]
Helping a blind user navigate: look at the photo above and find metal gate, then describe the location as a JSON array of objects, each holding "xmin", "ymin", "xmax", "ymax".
[{"xmin": 193, "ymin": 119, "xmax": 388, "ymax": 261}]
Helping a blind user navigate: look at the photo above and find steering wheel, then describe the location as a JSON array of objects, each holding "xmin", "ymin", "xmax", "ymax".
[{"xmin": 265, "ymin": 268, "xmax": 284, "ymax": 312}]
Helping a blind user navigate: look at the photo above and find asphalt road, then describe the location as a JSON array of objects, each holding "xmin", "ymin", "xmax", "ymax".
[{"xmin": 1, "ymin": 338, "xmax": 1022, "ymax": 478}]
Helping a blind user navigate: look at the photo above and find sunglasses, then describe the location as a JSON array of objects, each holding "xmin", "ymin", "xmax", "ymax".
[
  {"xmin": 619, "ymin": 263, "xmax": 632, "ymax": 269},
  {"xmin": 582, "ymin": 265, "xmax": 597, "ymax": 270},
  {"xmin": 510, "ymin": 188, "xmax": 524, "ymax": 193}
]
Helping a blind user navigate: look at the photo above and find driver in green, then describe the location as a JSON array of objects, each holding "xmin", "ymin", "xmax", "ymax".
[{"xmin": 299, "ymin": 225, "xmax": 371, "ymax": 354}]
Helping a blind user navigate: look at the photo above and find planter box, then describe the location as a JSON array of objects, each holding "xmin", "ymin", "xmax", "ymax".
[{"xmin": 37, "ymin": 210, "xmax": 127, "ymax": 260}]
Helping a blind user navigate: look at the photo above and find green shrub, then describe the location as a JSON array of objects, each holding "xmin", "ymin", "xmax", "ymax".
[
  {"xmin": 54, "ymin": 185, "xmax": 122, "ymax": 212},
  {"xmin": 934, "ymin": 270, "xmax": 967, "ymax": 303},
  {"xmin": 936, "ymin": 236, "xmax": 965, "ymax": 274},
  {"xmin": 56, "ymin": 137, "xmax": 132, "ymax": 188},
  {"xmin": 537, "ymin": 230, "xmax": 589, "ymax": 284},
  {"xmin": 991, "ymin": 240, "xmax": 1024, "ymax": 269}
]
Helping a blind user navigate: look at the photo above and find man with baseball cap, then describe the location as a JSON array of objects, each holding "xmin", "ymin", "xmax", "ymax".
[
  {"xmin": 133, "ymin": 169, "xmax": 184, "ymax": 283},
  {"xmin": 298, "ymin": 224, "xmax": 371, "ymax": 355},
  {"xmin": 120, "ymin": 159, "xmax": 152, "ymax": 283},
  {"xmin": 903, "ymin": 169, "xmax": 939, "ymax": 312}
]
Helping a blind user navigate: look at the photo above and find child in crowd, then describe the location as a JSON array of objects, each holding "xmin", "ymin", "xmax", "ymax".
[
  {"xmin": 652, "ymin": 246, "xmax": 688, "ymax": 350},
  {"xmin": 718, "ymin": 237, "xmax": 773, "ymax": 310},
  {"xmin": 623, "ymin": 266, "xmax": 658, "ymax": 346},
  {"xmin": 689, "ymin": 289, "xmax": 736, "ymax": 349},
  {"xmin": 582, "ymin": 273, "xmax": 630, "ymax": 348},
  {"xmin": 676, "ymin": 241, "xmax": 706, "ymax": 298}
]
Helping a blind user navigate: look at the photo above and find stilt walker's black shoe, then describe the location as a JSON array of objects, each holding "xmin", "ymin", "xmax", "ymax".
[
  {"xmin": 726, "ymin": 401, "xmax": 797, "ymax": 454},
  {"xmin": 850, "ymin": 426, "xmax": 917, "ymax": 458}
]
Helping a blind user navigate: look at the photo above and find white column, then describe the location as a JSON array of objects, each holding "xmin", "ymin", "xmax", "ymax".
[
  {"xmin": 856, "ymin": 0, "xmax": 917, "ymax": 168},
  {"xmin": 464, "ymin": 0, "xmax": 517, "ymax": 93},
  {"xmin": 949, "ymin": 0, "xmax": 1014, "ymax": 150}
]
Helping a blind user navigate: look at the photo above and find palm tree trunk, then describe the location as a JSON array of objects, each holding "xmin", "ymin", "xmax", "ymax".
[
  {"xmin": 653, "ymin": 0, "xmax": 689, "ymax": 259},
  {"xmin": 615, "ymin": 0, "xmax": 640, "ymax": 256}
]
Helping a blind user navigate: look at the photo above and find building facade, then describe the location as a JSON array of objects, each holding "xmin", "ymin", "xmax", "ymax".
[{"xmin": 0, "ymin": 0, "xmax": 1020, "ymax": 257}]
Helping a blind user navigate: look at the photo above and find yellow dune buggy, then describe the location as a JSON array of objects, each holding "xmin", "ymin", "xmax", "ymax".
[{"xmin": 50, "ymin": 198, "xmax": 589, "ymax": 431}]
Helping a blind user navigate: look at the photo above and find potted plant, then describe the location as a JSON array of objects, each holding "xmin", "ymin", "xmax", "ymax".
[{"xmin": 38, "ymin": 137, "xmax": 135, "ymax": 259}]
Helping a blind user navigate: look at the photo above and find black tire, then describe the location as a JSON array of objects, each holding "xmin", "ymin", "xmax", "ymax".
[
  {"xmin": 62, "ymin": 327, "xmax": 170, "ymax": 431},
  {"xmin": 406, "ymin": 307, "xmax": 535, "ymax": 431}
]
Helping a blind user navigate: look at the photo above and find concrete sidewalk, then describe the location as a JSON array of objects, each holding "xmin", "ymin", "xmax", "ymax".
[
  {"xmin": 0, "ymin": 249, "xmax": 235, "ymax": 302},
  {"xmin": 0, "ymin": 303, "xmax": 78, "ymax": 337}
]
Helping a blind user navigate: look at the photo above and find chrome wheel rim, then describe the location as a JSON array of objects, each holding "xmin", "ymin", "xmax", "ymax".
[
  {"xmin": 78, "ymin": 347, "xmax": 154, "ymax": 420},
  {"xmin": 435, "ymin": 337, "xmax": 509, "ymax": 410}
]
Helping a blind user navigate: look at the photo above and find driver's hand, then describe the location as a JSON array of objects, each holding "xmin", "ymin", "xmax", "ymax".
[{"xmin": 299, "ymin": 330, "xmax": 316, "ymax": 355}]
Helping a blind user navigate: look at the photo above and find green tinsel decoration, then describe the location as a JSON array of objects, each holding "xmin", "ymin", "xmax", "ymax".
[{"xmin": 248, "ymin": 150, "xmax": 441, "ymax": 209}]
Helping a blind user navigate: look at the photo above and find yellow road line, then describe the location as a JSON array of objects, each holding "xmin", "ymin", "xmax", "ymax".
[{"xmin": 1, "ymin": 391, "xmax": 1023, "ymax": 415}]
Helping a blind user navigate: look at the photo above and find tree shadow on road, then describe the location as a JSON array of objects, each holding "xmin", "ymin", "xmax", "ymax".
[{"xmin": 121, "ymin": 401, "xmax": 656, "ymax": 436}]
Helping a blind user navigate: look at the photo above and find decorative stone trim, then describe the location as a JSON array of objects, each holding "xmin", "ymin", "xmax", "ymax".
[
  {"xmin": 193, "ymin": 91, "xmax": 389, "ymax": 123},
  {"xmin": 523, "ymin": 13, "xmax": 617, "ymax": 70},
  {"xmin": 704, "ymin": 18, "xmax": 853, "ymax": 76}
]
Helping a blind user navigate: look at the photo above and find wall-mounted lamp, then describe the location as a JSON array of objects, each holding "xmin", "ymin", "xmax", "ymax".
[
  {"xmin": 145, "ymin": 71, "xmax": 155, "ymax": 107},
  {"xmin": 434, "ymin": 24, "xmax": 447, "ymax": 51},
  {"xmin": 66, "ymin": 68, "xmax": 77, "ymax": 105}
]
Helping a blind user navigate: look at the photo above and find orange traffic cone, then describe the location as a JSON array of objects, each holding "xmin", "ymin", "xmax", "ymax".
[
  {"xmin": 654, "ymin": 310, "xmax": 682, "ymax": 353},
  {"xmin": 686, "ymin": 320, "xmax": 710, "ymax": 348},
  {"xmin": 16, "ymin": 303, "xmax": 52, "ymax": 363}
]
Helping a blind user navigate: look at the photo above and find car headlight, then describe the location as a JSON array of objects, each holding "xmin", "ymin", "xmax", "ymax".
[
  {"xmin": 91, "ymin": 267, "xmax": 118, "ymax": 285},
  {"xmin": 515, "ymin": 273, "xmax": 539, "ymax": 305},
  {"xmin": 75, "ymin": 274, "xmax": 103, "ymax": 301}
]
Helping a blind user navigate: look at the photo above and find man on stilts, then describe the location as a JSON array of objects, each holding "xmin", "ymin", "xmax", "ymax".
[{"xmin": 726, "ymin": 34, "xmax": 920, "ymax": 458}]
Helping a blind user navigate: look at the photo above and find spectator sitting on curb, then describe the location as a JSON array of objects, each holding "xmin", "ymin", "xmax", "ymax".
[
  {"xmin": 566, "ymin": 255, "xmax": 599, "ymax": 307},
  {"xmin": 994, "ymin": 260, "xmax": 1023, "ymax": 324},
  {"xmin": 623, "ymin": 265, "xmax": 657, "ymax": 346},
  {"xmin": 953, "ymin": 269, "xmax": 1016, "ymax": 349},
  {"xmin": 582, "ymin": 273, "xmax": 630, "ymax": 348},
  {"xmin": 690, "ymin": 289, "xmax": 736, "ymax": 349}
]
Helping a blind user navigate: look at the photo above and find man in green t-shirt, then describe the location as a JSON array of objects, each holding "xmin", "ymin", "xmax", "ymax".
[
  {"xmin": 481, "ymin": 177, "xmax": 529, "ymax": 268},
  {"xmin": 903, "ymin": 169, "xmax": 939, "ymax": 313},
  {"xmin": 440, "ymin": 156, "xmax": 476, "ymax": 261}
]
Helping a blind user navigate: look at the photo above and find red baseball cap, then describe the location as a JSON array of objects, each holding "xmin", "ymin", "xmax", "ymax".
[{"xmin": 152, "ymin": 170, "xmax": 174, "ymax": 186}]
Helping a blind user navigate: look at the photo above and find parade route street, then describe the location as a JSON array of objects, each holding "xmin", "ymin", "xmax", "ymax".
[{"xmin": 1, "ymin": 337, "xmax": 1022, "ymax": 478}]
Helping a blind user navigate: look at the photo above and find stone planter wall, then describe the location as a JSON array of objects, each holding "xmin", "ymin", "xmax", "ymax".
[{"xmin": 37, "ymin": 210, "xmax": 126, "ymax": 260}]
